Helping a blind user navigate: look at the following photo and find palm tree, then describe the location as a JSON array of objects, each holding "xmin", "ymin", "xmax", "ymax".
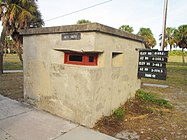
[
  {"xmin": 166, "ymin": 27, "xmax": 176, "ymax": 51},
  {"xmin": 174, "ymin": 25, "xmax": 187, "ymax": 64},
  {"xmin": 137, "ymin": 28, "xmax": 156, "ymax": 49},
  {"xmin": 159, "ymin": 27, "xmax": 176, "ymax": 51},
  {"xmin": 0, "ymin": 0, "xmax": 44, "ymax": 64},
  {"xmin": 119, "ymin": 25, "xmax": 134, "ymax": 33},
  {"xmin": 77, "ymin": 19, "xmax": 91, "ymax": 24}
]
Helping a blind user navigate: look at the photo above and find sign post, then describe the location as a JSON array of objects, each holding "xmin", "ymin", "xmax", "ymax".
[{"xmin": 138, "ymin": 49, "xmax": 168, "ymax": 80}]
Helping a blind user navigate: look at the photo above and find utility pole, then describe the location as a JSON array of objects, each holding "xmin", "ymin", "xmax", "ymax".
[{"xmin": 161, "ymin": 0, "xmax": 168, "ymax": 51}]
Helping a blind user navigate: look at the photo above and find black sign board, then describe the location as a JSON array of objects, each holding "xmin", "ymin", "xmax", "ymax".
[
  {"xmin": 138, "ymin": 49, "xmax": 168, "ymax": 80},
  {"xmin": 62, "ymin": 33, "xmax": 81, "ymax": 40}
]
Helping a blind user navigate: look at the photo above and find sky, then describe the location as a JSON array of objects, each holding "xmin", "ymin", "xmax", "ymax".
[{"xmin": 1, "ymin": 0, "xmax": 187, "ymax": 50}]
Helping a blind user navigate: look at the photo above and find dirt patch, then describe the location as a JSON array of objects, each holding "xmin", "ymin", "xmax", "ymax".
[
  {"xmin": 94, "ymin": 88, "xmax": 187, "ymax": 140},
  {"xmin": 0, "ymin": 73, "xmax": 23, "ymax": 101}
]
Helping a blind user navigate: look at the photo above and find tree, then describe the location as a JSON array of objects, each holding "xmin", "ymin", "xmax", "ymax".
[
  {"xmin": 77, "ymin": 19, "xmax": 91, "ymax": 24},
  {"xmin": 119, "ymin": 25, "xmax": 134, "ymax": 33},
  {"xmin": 137, "ymin": 28, "xmax": 156, "ymax": 49},
  {"xmin": 4, "ymin": 36, "xmax": 14, "ymax": 56},
  {"xmin": 0, "ymin": 0, "xmax": 44, "ymax": 64},
  {"xmin": 173, "ymin": 25, "xmax": 187, "ymax": 64},
  {"xmin": 159, "ymin": 27, "xmax": 176, "ymax": 51}
]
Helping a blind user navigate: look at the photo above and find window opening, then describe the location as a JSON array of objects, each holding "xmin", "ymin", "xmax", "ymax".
[
  {"xmin": 64, "ymin": 52, "xmax": 98, "ymax": 66},
  {"xmin": 69, "ymin": 55, "xmax": 82, "ymax": 62},
  {"xmin": 88, "ymin": 55, "xmax": 94, "ymax": 62},
  {"xmin": 112, "ymin": 52, "xmax": 124, "ymax": 67}
]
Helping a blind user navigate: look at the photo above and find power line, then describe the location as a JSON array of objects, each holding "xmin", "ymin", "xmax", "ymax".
[{"xmin": 45, "ymin": 0, "xmax": 112, "ymax": 22}]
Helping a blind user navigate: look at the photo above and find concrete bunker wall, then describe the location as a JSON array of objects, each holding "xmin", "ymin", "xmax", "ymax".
[{"xmin": 22, "ymin": 23, "xmax": 144, "ymax": 127}]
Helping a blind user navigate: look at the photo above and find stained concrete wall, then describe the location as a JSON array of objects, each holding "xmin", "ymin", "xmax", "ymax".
[{"xmin": 21, "ymin": 23, "xmax": 144, "ymax": 127}]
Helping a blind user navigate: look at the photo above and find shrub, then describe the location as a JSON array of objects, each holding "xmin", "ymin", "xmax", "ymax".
[
  {"xmin": 136, "ymin": 90, "xmax": 173, "ymax": 109},
  {"xmin": 113, "ymin": 107, "xmax": 125, "ymax": 120}
]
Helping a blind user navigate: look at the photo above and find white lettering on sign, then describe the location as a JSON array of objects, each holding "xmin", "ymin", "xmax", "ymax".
[
  {"xmin": 140, "ymin": 68, "xmax": 144, "ymax": 71},
  {"xmin": 140, "ymin": 57, "xmax": 144, "ymax": 60},
  {"xmin": 152, "ymin": 57, "xmax": 164, "ymax": 61},
  {"xmin": 152, "ymin": 63, "xmax": 162, "ymax": 67},
  {"xmin": 151, "ymin": 69, "xmax": 164, "ymax": 73},
  {"xmin": 140, "ymin": 52, "xmax": 147, "ymax": 55},
  {"xmin": 62, "ymin": 33, "xmax": 81, "ymax": 40},
  {"xmin": 145, "ymin": 74, "xmax": 156, "ymax": 78},
  {"xmin": 154, "ymin": 51, "xmax": 165, "ymax": 56},
  {"xmin": 139, "ymin": 62, "xmax": 145, "ymax": 65},
  {"xmin": 145, "ymin": 74, "xmax": 152, "ymax": 78}
]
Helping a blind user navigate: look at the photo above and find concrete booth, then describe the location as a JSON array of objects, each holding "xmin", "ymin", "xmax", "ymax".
[{"xmin": 20, "ymin": 23, "xmax": 145, "ymax": 127}]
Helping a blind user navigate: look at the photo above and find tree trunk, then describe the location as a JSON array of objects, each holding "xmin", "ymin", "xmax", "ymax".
[
  {"xmin": 182, "ymin": 48, "xmax": 185, "ymax": 65},
  {"xmin": 17, "ymin": 46, "xmax": 23, "ymax": 64},
  {"xmin": 0, "ymin": 28, "xmax": 6, "ymax": 75},
  {"xmin": 170, "ymin": 45, "xmax": 172, "ymax": 52},
  {"xmin": 14, "ymin": 37, "xmax": 23, "ymax": 64},
  {"xmin": 0, "ymin": 50, "xmax": 3, "ymax": 75}
]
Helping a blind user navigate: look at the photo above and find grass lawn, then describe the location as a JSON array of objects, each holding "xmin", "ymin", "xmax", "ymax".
[
  {"xmin": 168, "ymin": 55, "xmax": 187, "ymax": 63},
  {"xmin": 142, "ymin": 56, "xmax": 187, "ymax": 92},
  {"xmin": 3, "ymin": 54, "xmax": 23, "ymax": 70}
]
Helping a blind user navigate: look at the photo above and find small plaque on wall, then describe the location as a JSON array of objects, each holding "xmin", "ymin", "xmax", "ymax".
[{"xmin": 61, "ymin": 33, "xmax": 81, "ymax": 40}]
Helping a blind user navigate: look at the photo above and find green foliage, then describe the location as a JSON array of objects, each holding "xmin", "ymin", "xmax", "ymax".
[
  {"xmin": 136, "ymin": 90, "xmax": 173, "ymax": 109},
  {"xmin": 173, "ymin": 25, "xmax": 187, "ymax": 49},
  {"xmin": 77, "ymin": 19, "xmax": 91, "ymax": 24},
  {"xmin": 113, "ymin": 107, "xmax": 125, "ymax": 120},
  {"xmin": 0, "ymin": 0, "xmax": 44, "ymax": 32},
  {"xmin": 0, "ymin": 0, "xmax": 44, "ymax": 63},
  {"xmin": 137, "ymin": 28, "xmax": 156, "ymax": 48},
  {"xmin": 119, "ymin": 25, "xmax": 134, "ymax": 33},
  {"xmin": 159, "ymin": 27, "xmax": 176, "ymax": 51},
  {"xmin": 169, "ymin": 50, "xmax": 187, "ymax": 56}
]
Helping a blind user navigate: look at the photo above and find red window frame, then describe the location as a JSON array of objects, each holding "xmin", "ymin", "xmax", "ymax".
[{"xmin": 64, "ymin": 52, "xmax": 98, "ymax": 66}]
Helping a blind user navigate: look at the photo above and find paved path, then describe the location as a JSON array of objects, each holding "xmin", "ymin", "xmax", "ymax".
[
  {"xmin": 0, "ymin": 95, "xmax": 118, "ymax": 140},
  {"xmin": 3, "ymin": 70, "xmax": 23, "ymax": 73}
]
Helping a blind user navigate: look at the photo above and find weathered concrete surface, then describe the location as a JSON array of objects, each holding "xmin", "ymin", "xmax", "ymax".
[
  {"xmin": 0, "ymin": 98, "xmax": 32, "ymax": 120},
  {"xmin": 0, "ymin": 110, "xmax": 77, "ymax": 140},
  {"xmin": 22, "ymin": 23, "xmax": 144, "ymax": 127},
  {"xmin": 0, "ymin": 96, "xmax": 119, "ymax": 140},
  {"xmin": 0, "ymin": 129, "xmax": 15, "ymax": 140},
  {"xmin": 55, "ymin": 126, "xmax": 118, "ymax": 140},
  {"xmin": 0, "ymin": 95, "xmax": 6, "ymax": 101},
  {"xmin": 143, "ymin": 83, "xmax": 169, "ymax": 88},
  {"xmin": 20, "ymin": 23, "xmax": 144, "ymax": 43}
]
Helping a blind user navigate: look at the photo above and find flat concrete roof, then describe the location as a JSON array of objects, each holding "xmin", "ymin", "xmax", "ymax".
[{"xmin": 20, "ymin": 23, "xmax": 145, "ymax": 43}]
